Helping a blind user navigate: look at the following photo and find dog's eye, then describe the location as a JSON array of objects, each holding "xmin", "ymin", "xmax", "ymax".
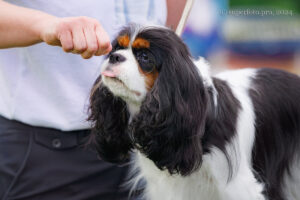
[
  {"xmin": 136, "ymin": 51, "xmax": 149, "ymax": 63},
  {"xmin": 135, "ymin": 49, "xmax": 155, "ymax": 72}
]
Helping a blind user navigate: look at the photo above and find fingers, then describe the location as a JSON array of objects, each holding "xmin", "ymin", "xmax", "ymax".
[
  {"xmin": 95, "ymin": 25, "xmax": 112, "ymax": 56},
  {"xmin": 55, "ymin": 17, "xmax": 111, "ymax": 59},
  {"xmin": 59, "ymin": 30, "xmax": 73, "ymax": 52},
  {"xmin": 81, "ymin": 26, "xmax": 98, "ymax": 59},
  {"xmin": 71, "ymin": 25, "xmax": 87, "ymax": 54}
]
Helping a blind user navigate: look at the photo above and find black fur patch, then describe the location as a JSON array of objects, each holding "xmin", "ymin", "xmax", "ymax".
[
  {"xmin": 88, "ymin": 76, "xmax": 133, "ymax": 164},
  {"xmin": 250, "ymin": 68, "xmax": 300, "ymax": 200}
]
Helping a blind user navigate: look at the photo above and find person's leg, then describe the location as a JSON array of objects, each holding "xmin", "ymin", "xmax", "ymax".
[
  {"xmin": 0, "ymin": 116, "xmax": 137, "ymax": 200},
  {"xmin": 0, "ymin": 117, "xmax": 32, "ymax": 200}
]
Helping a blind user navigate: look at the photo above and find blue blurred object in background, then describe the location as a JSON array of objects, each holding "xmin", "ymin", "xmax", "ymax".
[
  {"xmin": 182, "ymin": 0, "xmax": 228, "ymax": 58},
  {"xmin": 183, "ymin": 0, "xmax": 300, "ymax": 74}
]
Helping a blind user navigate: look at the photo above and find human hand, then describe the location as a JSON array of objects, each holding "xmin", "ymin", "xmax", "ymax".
[{"xmin": 39, "ymin": 16, "xmax": 112, "ymax": 59}]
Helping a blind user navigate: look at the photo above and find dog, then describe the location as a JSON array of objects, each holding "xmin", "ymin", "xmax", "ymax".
[{"xmin": 88, "ymin": 25, "xmax": 300, "ymax": 200}]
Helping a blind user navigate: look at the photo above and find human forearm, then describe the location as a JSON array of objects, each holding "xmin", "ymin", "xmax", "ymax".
[
  {"xmin": 0, "ymin": 1, "xmax": 56, "ymax": 48},
  {"xmin": 0, "ymin": 1, "xmax": 112, "ymax": 58},
  {"xmin": 166, "ymin": 0, "xmax": 187, "ymax": 31}
]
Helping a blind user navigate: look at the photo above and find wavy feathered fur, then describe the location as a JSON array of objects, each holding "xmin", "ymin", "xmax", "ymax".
[
  {"xmin": 88, "ymin": 76, "xmax": 132, "ymax": 164},
  {"xmin": 129, "ymin": 28, "xmax": 208, "ymax": 176}
]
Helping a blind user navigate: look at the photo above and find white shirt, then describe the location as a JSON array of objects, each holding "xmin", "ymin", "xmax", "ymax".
[{"xmin": 0, "ymin": 0, "xmax": 166, "ymax": 131}]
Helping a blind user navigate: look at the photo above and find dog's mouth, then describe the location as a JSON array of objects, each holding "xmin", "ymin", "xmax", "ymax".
[
  {"xmin": 101, "ymin": 69, "xmax": 126, "ymax": 86},
  {"xmin": 107, "ymin": 76, "xmax": 123, "ymax": 84},
  {"xmin": 103, "ymin": 76, "xmax": 141, "ymax": 97},
  {"xmin": 104, "ymin": 76, "xmax": 127, "ymax": 89}
]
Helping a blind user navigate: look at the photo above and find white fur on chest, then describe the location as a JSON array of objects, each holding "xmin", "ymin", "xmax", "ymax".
[{"xmin": 135, "ymin": 153, "xmax": 220, "ymax": 200}]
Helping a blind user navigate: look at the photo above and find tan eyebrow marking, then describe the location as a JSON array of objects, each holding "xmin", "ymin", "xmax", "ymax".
[
  {"xmin": 132, "ymin": 38, "xmax": 150, "ymax": 49},
  {"xmin": 117, "ymin": 35, "xmax": 130, "ymax": 48}
]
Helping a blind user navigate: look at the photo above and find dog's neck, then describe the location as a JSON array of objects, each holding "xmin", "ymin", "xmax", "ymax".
[
  {"xmin": 193, "ymin": 57, "xmax": 218, "ymax": 107},
  {"xmin": 202, "ymin": 77, "xmax": 241, "ymax": 159},
  {"xmin": 192, "ymin": 58, "xmax": 241, "ymax": 159}
]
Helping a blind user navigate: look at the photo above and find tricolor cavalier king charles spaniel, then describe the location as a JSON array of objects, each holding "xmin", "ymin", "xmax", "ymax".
[{"xmin": 88, "ymin": 25, "xmax": 300, "ymax": 200}]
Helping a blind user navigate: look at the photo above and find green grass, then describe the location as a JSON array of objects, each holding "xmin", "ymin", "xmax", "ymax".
[{"xmin": 229, "ymin": 0, "xmax": 300, "ymax": 13}]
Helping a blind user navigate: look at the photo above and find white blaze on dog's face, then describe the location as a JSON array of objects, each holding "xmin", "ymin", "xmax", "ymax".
[{"xmin": 100, "ymin": 33, "xmax": 158, "ymax": 104}]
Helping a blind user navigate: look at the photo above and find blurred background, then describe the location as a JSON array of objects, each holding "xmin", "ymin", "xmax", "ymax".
[{"xmin": 182, "ymin": 0, "xmax": 300, "ymax": 74}]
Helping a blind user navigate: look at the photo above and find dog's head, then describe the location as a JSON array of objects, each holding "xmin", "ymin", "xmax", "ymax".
[{"xmin": 89, "ymin": 25, "xmax": 209, "ymax": 176}]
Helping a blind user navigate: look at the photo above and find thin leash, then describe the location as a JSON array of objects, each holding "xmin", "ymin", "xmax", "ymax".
[{"xmin": 175, "ymin": 0, "xmax": 195, "ymax": 36}]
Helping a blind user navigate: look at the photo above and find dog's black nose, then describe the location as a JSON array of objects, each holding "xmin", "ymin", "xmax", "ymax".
[{"xmin": 109, "ymin": 53, "xmax": 126, "ymax": 64}]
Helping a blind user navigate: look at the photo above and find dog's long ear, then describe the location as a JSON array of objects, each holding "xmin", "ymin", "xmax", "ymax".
[
  {"xmin": 130, "ymin": 29, "xmax": 209, "ymax": 176},
  {"xmin": 88, "ymin": 76, "xmax": 132, "ymax": 164}
]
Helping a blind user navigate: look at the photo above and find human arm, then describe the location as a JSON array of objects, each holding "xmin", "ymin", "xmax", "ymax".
[
  {"xmin": 166, "ymin": 0, "xmax": 188, "ymax": 31},
  {"xmin": 0, "ymin": 0, "xmax": 111, "ymax": 58}
]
